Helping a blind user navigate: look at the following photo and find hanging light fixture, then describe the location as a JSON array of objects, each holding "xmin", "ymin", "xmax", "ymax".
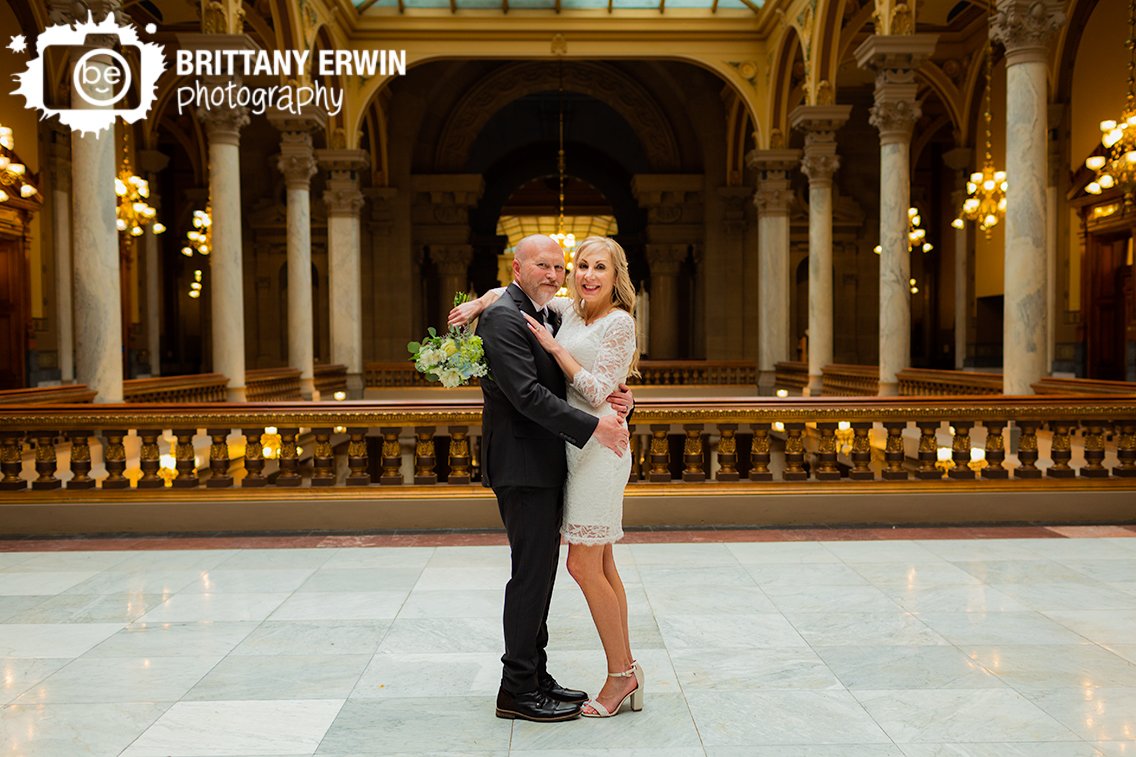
[
  {"xmin": 1085, "ymin": 0, "xmax": 1136, "ymax": 207},
  {"xmin": 952, "ymin": 12, "xmax": 1007, "ymax": 236},
  {"xmin": 875, "ymin": 206, "xmax": 934, "ymax": 255},
  {"xmin": 550, "ymin": 63, "xmax": 576, "ymax": 297},
  {"xmin": 180, "ymin": 206, "xmax": 212, "ymax": 299},
  {"xmin": 0, "ymin": 124, "xmax": 37, "ymax": 203},
  {"xmin": 115, "ymin": 130, "xmax": 164, "ymax": 237}
]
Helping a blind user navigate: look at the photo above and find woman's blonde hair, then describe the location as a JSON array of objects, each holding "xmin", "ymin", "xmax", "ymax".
[{"xmin": 568, "ymin": 236, "xmax": 640, "ymax": 376}]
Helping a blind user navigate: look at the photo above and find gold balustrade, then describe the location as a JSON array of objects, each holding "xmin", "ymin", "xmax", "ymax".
[
  {"xmin": 245, "ymin": 368, "xmax": 302, "ymax": 401},
  {"xmin": 773, "ymin": 361, "xmax": 808, "ymax": 393},
  {"xmin": 0, "ymin": 385, "xmax": 96, "ymax": 404},
  {"xmin": 898, "ymin": 368, "xmax": 1004, "ymax": 396},
  {"xmin": 314, "ymin": 364, "xmax": 348, "ymax": 398},
  {"xmin": 821, "ymin": 364, "xmax": 880, "ymax": 396},
  {"xmin": 123, "ymin": 373, "xmax": 228, "ymax": 403},
  {"xmin": 365, "ymin": 360, "xmax": 758, "ymax": 389},
  {"xmin": 1033, "ymin": 377, "xmax": 1136, "ymax": 395}
]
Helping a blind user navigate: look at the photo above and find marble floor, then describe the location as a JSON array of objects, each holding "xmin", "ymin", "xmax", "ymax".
[{"xmin": 1, "ymin": 528, "xmax": 1135, "ymax": 756}]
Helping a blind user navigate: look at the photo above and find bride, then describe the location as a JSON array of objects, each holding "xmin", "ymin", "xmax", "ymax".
[{"xmin": 451, "ymin": 236, "xmax": 643, "ymax": 718}]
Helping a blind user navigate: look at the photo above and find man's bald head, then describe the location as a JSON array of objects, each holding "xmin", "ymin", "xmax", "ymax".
[{"xmin": 512, "ymin": 234, "xmax": 566, "ymax": 306}]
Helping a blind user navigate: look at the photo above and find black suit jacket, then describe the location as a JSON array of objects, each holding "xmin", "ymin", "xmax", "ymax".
[{"xmin": 477, "ymin": 283, "xmax": 599, "ymax": 489}]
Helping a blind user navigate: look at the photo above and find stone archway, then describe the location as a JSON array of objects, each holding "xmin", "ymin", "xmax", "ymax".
[{"xmin": 434, "ymin": 61, "xmax": 681, "ymax": 172}]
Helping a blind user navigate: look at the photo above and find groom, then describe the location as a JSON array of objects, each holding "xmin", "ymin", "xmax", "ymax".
[{"xmin": 476, "ymin": 235, "xmax": 631, "ymax": 722}]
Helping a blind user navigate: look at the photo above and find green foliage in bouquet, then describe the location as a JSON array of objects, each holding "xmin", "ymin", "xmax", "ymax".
[{"xmin": 407, "ymin": 292, "xmax": 489, "ymax": 387}]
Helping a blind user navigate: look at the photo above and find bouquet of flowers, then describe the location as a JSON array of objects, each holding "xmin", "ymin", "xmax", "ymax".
[{"xmin": 407, "ymin": 292, "xmax": 489, "ymax": 388}]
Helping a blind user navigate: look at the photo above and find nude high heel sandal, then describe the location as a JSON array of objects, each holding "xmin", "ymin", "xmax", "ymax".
[{"xmin": 580, "ymin": 663, "xmax": 644, "ymax": 718}]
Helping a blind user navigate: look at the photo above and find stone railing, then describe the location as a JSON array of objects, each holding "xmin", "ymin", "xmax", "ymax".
[
  {"xmin": 123, "ymin": 374, "xmax": 228, "ymax": 403},
  {"xmin": 1034, "ymin": 377, "xmax": 1136, "ymax": 396},
  {"xmin": 897, "ymin": 368, "xmax": 1004, "ymax": 396},
  {"xmin": 0, "ymin": 385, "xmax": 96, "ymax": 404},
  {"xmin": 822, "ymin": 364, "xmax": 879, "ymax": 396},
  {"xmin": 314, "ymin": 364, "xmax": 348, "ymax": 398},
  {"xmin": 245, "ymin": 368, "xmax": 303, "ymax": 401},
  {"xmin": 2, "ymin": 396, "xmax": 1133, "ymax": 494},
  {"xmin": 366, "ymin": 360, "xmax": 758, "ymax": 388},
  {"xmin": 773, "ymin": 361, "xmax": 808, "ymax": 393}
]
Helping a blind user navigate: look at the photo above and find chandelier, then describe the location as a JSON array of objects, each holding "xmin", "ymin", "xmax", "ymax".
[
  {"xmin": 875, "ymin": 207, "xmax": 933, "ymax": 255},
  {"xmin": 115, "ymin": 132, "xmax": 163, "ymax": 237},
  {"xmin": 551, "ymin": 65, "xmax": 576, "ymax": 297},
  {"xmin": 180, "ymin": 207, "xmax": 211, "ymax": 299},
  {"xmin": 0, "ymin": 125, "xmax": 36, "ymax": 203},
  {"xmin": 952, "ymin": 17, "xmax": 1007, "ymax": 236},
  {"xmin": 1085, "ymin": 0, "xmax": 1136, "ymax": 206}
]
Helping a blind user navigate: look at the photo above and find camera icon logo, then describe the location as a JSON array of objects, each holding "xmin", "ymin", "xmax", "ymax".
[{"xmin": 11, "ymin": 13, "xmax": 165, "ymax": 136}]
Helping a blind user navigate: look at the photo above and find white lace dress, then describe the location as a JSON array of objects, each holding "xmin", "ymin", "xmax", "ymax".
[{"xmin": 547, "ymin": 300, "xmax": 636, "ymax": 545}]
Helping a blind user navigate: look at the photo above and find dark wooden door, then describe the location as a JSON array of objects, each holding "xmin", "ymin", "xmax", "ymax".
[
  {"xmin": 1085, "ymin": 234, "xmax": 1129, "ymax": 380},
  {"xmin": 0, "ymin": 237, "xmax": 27, "ymax": 389}
]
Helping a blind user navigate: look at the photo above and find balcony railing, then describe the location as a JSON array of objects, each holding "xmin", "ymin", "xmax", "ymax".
[
  {"xmin": 366, "ymin": 360, "xmax": 758, "ymax": 389},
  {"xmin": 1, "ymin": 396, "xmax": 1133, "ymax": 494}
]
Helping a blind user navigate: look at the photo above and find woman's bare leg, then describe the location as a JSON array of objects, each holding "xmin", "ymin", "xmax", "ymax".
[{"xmin": 602, "ymin": 544, "xmax": 632, "ymax": 662}]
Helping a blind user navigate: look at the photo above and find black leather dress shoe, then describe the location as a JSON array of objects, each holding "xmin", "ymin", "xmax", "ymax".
[
  {"xmin": 496, "ymin": 687, "xmax": 582, "ymax": 722},
  {"xmin": 539, "ymin": 673, "xmax": 588, "ymax": 704}
]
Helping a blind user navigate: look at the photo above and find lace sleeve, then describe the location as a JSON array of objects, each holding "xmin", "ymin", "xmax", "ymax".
[
  {"xmin": 570, "ymin": 312, "xmax": 637, "ymax": 408},
  {"xmin": 546, "ymin": 296, "xmax": 572, "ymax": 314}
]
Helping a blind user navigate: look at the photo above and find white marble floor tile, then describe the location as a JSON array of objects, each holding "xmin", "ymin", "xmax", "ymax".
[
  {"xmin": 397, "ymin": 588, "xmax": 504, "ymax": 618},
  {"xmin": 550, "ymin": 583, "xmax": 651, "ymax": 620},
  {"xmin": 1, "ymin": 701, "xmax": 169, "ymax": 757},
  {"xmin": 743, "ymin": 561, "xmax": 873, "ymax": 589},
  {"xmin": 414, "ymin": 565, "xmax": 514, "ymax": 591},
  {"xmin": 1107, "ymin": 646, "xmax": 1136, "ymax": 665},
  {"xmin": 0, "ymin": 623, "xmax": 124, "ymax": 658},
  {"xmin": 515, "ymin": 750, "xmax": 705, "ymax": 757},
  {"xmin": 636, "ymin": 564, "xmax": 757, "ymax": 589},
  {"xmin": 959, "ymin": 645, "xmax": 1136, "ymax": 691},
  {"xmin": 1041, "ymin": 610, "xmax": 1136, "ymax": 645},
  {"xmin": 296, "ymin": 566, "xmax": 425, "ymax": 593},
  {"xmin": 0, "ymin": 658, "xmax": 71, "ymax": 705},
  {"xmin": 0, "ymin": 553, "xmax": 33, "ymax": 569},
  {"xmin": 686, "ymin": 689, "xmax": 891, "ymax": 746},
  {"xmin": 269, "ymin": 590, "xmax": 409, "ymax": 621},
  {"xmin": 707, "ymin": 748, "xmax": 904, "ymax": 757},
  {"xmin": 121, "ymin": 699, "xmax": 344, "ymax": 756},
  {"xmin": 425, "ymin": 545, "xmax": 506, "ymax": 567},
  {"xmin": 83, "ymin": 621, "xmax": 258, "ymax": 658},
  {"xmin": 11, "ymin": 552, "xmax": 133, "ymax": 572},
  {"xmin": 953, "ymin": 560, "xmax": 1110, "ymax": 585},
  {"xmin": 111, "ymin": 549, "xmax": 236, "ymax": 571},
  {"xmin": 785, "ymin": 611, "xmax": 948, "ymax": 647},
  {"xmin": 1015, "ymin": 540, "xmax": 1136, "ymax": 561},
  {"xmin": 898, "ymin": 744, "xmax": 1105, "ymax": 756},
  {"xmin": 15, "ymin": 655, "xmax": 221, "ymax": 704},
  {"xmin": 319, "ymin": 546, "xmax": 434, "ymax": 570},
  {"xmin": 670, "ymin": 646, "xmax": 843, "ymax": 690},
  {"xmin": 137, "ymin": 592, "xmax": 291, "ymax": 623},
  {"xmin": 178, "ymin": 568, "xmax": 316, "ymax": 594},
  {"xmin": 815, "ymin": 646, "xmax": 1005, "ymax": 690},
  {"xmin": 545, "ymin": 647, "xmax": 680, "ymax": 697},
  {"xmin": 1094, "ymin": 742, "xmax": 1136, "ymax": 755},
  {"xmin": 214, "ymin": 548, "xmax": 336, "ymax": 569},
  {"xmin": 510, "ymin": 692, "xmax": 702, "ymax": 751},
  {"xmin": 725, "ymin": 542, "xmax": 842, "ymax": 564},
  {"xmin": 5, "ymin": 593, "xmax": 166, "ymax": 624},
  {"xmin": 549, "ymin": 613, "xmax": 665, "ymax": 650},
  {"xmin": 915, "ymin": 611, "xmax": 1097, "ymax": 646},
  {"xmin": 315, "ymin": 697, "xmax": 509, "ymax": 754},
  {"xmin": 0, "ymin": 596, "xmax": 53, "ymax": 622},
  {"xmin": 657, "ymin": 613, "xmax": 808, "ymax": 650},
  {"xmin": 230, "ymin": 619, "xmax": 391, "ymax": 656},
  {"xmin": 824, "ymin": 541, "xmax": 945, "ymax": 563},
  {"xmin": 644, "ymin": 583, "xmax": 778, "ymax": 615},
  {"xmin": 351, "ymin": 651, "xmax": 502, "ymax": 698},
  {"xmin": 852, "ymin": 561, "xmax": 986, "ymax": 589},
  {"xmin": 0, "ymin": 572, "xmax": 101, "ymax": 596},
  {"xmin": 1025, "ymin": 687, "xmax": 1136, "ymax": 742},
  {"xmin": 630, "ymin": 543, "xmax": 739, "ymax": 566},
  {"xmin": 185, "ymin": 654, "xmax": 370, "ymax": 701},
  {"xmin": 853, "ymin": 688, "xmax": 1082, "ymax": 743},
  {"xmin": 763, "ymin": 583, "xmax": 903, "ymax": 614},
  {"xmin": 915, "ymin": 539, "xmax": 1047, "ymax": 562},
  {"xmin": 879, "ymin": 583, "xmax": 1032, "ymax": 613},
  {"xmin": 990, "ymin": 582, "xmax": 1136, "ymax": 612},
  {"xmin": 377, "ymin": 617, "xmax": 504, "ymax": 654},
  {"xmin": 61, "ymin": 569, "xmax": 202, "ymax": 596}
]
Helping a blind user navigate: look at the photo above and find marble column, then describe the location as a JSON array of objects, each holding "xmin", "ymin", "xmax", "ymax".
[
  {"xmin": 137, "ymin": 149, "xmax": 168, "ymax": 377},
  {"xmin": 856, "ymin": 34, "xmax": 938, "ymax": 396},
  {"xmin": 47, "ymin": 128, "xmax": 74, "ymax": 384},
  {"xmin": 1046, "ymin": 104, "xmax": 1064, "ymax": 377},
  {"xmin": 199, "ymin": 107, "xmax": 250, "ymax": 401},
  {"xmin": 791, "ymin": 106, "xmax": 851, "ymax": 396},
  {"xmin": 748, "ymin": 148, "xmax": 800, "ymax": 394},
  {"xmin": 646, "ymin": 244, "xmax": 688, "ymax": 359},
  {"xmin": 270, "ymin": 113, "xmax": 324, "ymax": 400},
  {"xmin": 430, "ymin": 245, "xmax": 474, "ymax": 326},
  {"xmin": 991, "ymin": 0, "xmax": 1063, "ymax": 394},
  {"xmin": 318, "ymin": 149, "xmax": 368, "ymax": 399},
  {"xmin": 944, "ymin": 147, "xmax": 973, "ymax": 370}
]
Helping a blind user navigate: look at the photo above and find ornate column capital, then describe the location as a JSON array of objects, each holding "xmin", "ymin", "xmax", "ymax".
[
  {"xmin": 201, "ymin": 0, "xmax": 246, "ymax": 34},
  {"xmin": 748, "ymin": 148, "xmax": 799, "ymax": 217},
  {"xmin": 430, "ymin": 244, "xmax": 475, "ymax": 276},
  {"xmin": 275, "ymin": 131, "xmax": 318, "ymax": 189},
  {"xmin": 855, "ymin": 34, "xmax": 939, "ymax": 144},
  {"xmin": 49, "ymin": 0, "xmax": 126, "ymax": 25},
  {"xmin": 791, "ymin": 105, "xmax": 851, "ymax": 186},
  {"xmin": 631, "ymin": 174, "xmax": 703, "ymax": 225},
  {"xmin": 646, "ymin": 244, "xmax": 688, "ymax": 275},
  {"xmin": 199, "ymin": 107, "xmax": 250, "ymax": 146},
  {"xmin": 991, "ymin": 0, "xmax": 1064, "ymax": 65}
]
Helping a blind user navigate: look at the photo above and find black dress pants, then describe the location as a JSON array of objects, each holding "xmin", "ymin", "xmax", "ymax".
[{"xmin": 494, "ymin": 485, "xmax": 563, "ymax": 694}]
